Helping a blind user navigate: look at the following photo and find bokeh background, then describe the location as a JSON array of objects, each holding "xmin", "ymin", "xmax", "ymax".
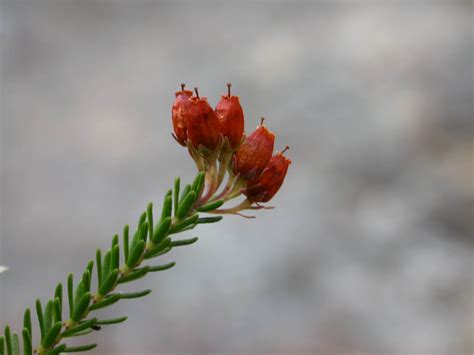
[{"xmin": 1, "ymin": 1, "xmax": 473, "ymax": 354}]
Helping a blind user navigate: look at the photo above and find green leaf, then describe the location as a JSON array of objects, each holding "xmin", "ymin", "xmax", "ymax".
[
  {"xmin": 126, "ymin": 240, "xmax": 145, "ymax": 268},
  {"xmin": 62, "ymin": 344, "xmax": 97, "ymax": 352},
  {"xmin": 117, "ymin": 266, "xmax": 149, "ymax": 284},
  {"xmin": 130, "ymin": 216, "xmax": 146, "ymax": 249},
  {"xmin": 130, "ymin": 221, "xmax": 148, "ymax": 250},
  {"xmin": 179, "ymin": 184, "xmax": 191, "ymax": 205},
  {"xmin": 197, "ymin": 199, "xmax": 224, "ymax": 212},
  {"xmin": 169, "ymin": 214, "xmax": 199, "ymax": 234},
  {"xmin": 73, "ymin": 282, "xmax": 85, "ymax": 311},
  {"xmin": 85, "ymin": 261, "xmax": 94, "ymax": 281},
  {"xmin": 53, "ymin": 298, "xmax": 62, "ymax": 324},
  {"xmin": 139, "ymin": 221, "xmax": 149, "ymax": 243},
  {"xmin": 67, "ymin": 274, "xmax": 74, "ymax": 317},
  {"xmin": 41, "ymin": 321, "xmax": 62, "ymax": 349},
  {"xmin": 96, "ymin": 316, "xmax": 127, "ymax": 325},
  {"xmin": 43, "ymin": 300, "xmax": 53, "ymax": 335},
  {"xmin": 89, "ymin": 294, "xmax": 120, "ymax": 311},
  {"xmin": 102, "ymin": 250, "xmax": 111, "ymax": 283},
  {"xmin": 119, "ymin": 289, "xmax": 151, "ymax": 299},
  {"xmin": 138, "ymin": 211, "xmax": 147, "ymax": 228},
  {"xmin": 174, "ymin": 224, "xmax": 197, "ymax": 233},
  {"xmin": 112, "ymin": 234, "xmax": 119, "ymax": 248},
  {"xmin": 63, "ymin": 329, "xmax": 93, "ymax": 337},
  {"xmin": 129, "ymin": 231, "xmax": 141, "ymax": 255},
  {"xmin": 170, "ymin": 237, "xmax": 199, "ymax": 247},
  {"xmin": 22, "ymin": 329, "xmax": 32, "ymax": 355},
  {"xmin": 0, "ymin": 336, "xmax": 4, "ymax": 355},
  {"xmin": 123, "ymin": 225, "xmax": 130, "ymax": 263},
  {"xmin": 173, "ymin": 177, "xmax": 180, "ymax": 216},
  {"xmin": 151, "ymin": 217, "xmax": 172, "ymax": 244},
  {"xmin": 99, "ymin": 270, "xmax": 119, "ymax": 296},
  {"xmin": 23, "ymin": 309, "xmax": 32, "ymax": 340},
  {"xmin": 72, "ymin": 292, "xmax": 91, "ymax": 322},
  {"xmin": 82, "ymin": 270, "xmax": 91, "ymax": 293},
  {"xmin": 62, "ymin": 318, "xmax": 97, "ymax": 338},
  {"xmin": 191, "ymin": 172, "xmax": 205, "ymax": 199},
  {"xmin": 196, "ymin": 216, "xmax": 223, "ymax": 224},
  {"xmin": 111, "ymin": 244, "xmax": 120, "ymax": 271},
  {"xmin": 4, "ymin": 326, "xmax": 11, "ymax": 355},
  {"xmin": 147, "ymin": 202, "xmax": 154, "ymax": 241},
  {"xmin": 148, "ymin": 262, "xmax": 176, "ymax": 272},
  {"xmin": 161, "ymin": 196, "xmax": 173, "ymax": 221},
  {"xmin": 176, "ymin": 191, "xmax": 196, "ymax": 219},
  {"xmin": 96, "ymin": 249, "xmax": 102, "ymax": 288},
  {"xmin": 35, "ymin": 299, "xmax": 45, "ymax": 341},
  {"xmin": 10, "ymin": 333, "xmax": 19, "ymax": 355},
  {"xmin": 54, "ymin": 283, "xmax": 63, "ymax": 310},
  {"xmin": 45, "ymin": 344, "xmax": 67, "ymax": 355}
]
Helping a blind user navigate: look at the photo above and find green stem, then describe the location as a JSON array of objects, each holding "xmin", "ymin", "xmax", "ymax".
[{"xmin": 31, "ymin": 173, "xmax": 227, "ymax": 354}]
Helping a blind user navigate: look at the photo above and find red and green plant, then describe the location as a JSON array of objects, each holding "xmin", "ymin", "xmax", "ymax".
[{"xmin": 0, "ymin": 84, "xmax": 291, "ymax": 355}]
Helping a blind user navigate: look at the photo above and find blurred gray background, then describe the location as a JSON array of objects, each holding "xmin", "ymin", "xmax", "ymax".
[{"xmin": 1, "ymin": 0, "xmax": 473, "ymax": 354}]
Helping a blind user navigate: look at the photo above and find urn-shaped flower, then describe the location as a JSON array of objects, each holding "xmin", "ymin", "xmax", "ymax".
[
  {"xmin": 215, "ymin": 84, "xmax": 244, "ymax": 150},
  {"xmin": 244, "ymin": 148, "xmax": 291, "ymax": 202},
  {"xmin": 171, "ymin": 86, "xmax": 193, "ymax": 146},
  {"xmin": 233, "ymin": 121, "xmax": 275, "ymax": 180},
  {"xmin": 187, "ymin": 91, "xmax": 221, "ymax": 152}
]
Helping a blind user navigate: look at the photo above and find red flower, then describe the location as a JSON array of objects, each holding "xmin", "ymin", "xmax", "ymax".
[
  {"xmin": 244, "ymin": 147, "xmax": 291, "ymax": 202},
  {"xmin": 215, "ymin": 83, "xmax": 244, "ymax": 150},
  {"xmin": 233, "ymin": 119, "xmax": 275, "ymax": 180},
  {"xmin": 186, "ymin": 88, "xmax": 221, "ymax": 152},
  {"xmin": 171, "ymin": 84, "xmax": 193, "ymax": 146}
]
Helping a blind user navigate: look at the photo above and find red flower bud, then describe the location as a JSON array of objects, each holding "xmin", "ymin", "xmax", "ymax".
[
  {"xmin": 244, "ymin": 147, "xmax": 291, "ymax": 202},
  {"xmin": 215, "ymin": 83, "xmax": 244, "ymax": 149},
  {"xmin": 171, "ymin": 85, "xmax": 193, "ymax": 146},
  {"xmin": 233, "ymin": 120, "xmax": 275, "ymax": 180},
  {"xmin": 186, "ymin": 88, "xmax": 221, "ymax": 151}
]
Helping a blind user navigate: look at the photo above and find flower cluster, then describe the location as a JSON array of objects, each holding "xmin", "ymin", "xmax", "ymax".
[{"xmin": 172, "ymin": 83, "xmax": 291, "ymax": 216}]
